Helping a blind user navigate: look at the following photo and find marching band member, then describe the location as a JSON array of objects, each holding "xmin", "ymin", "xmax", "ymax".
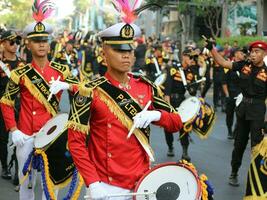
[
  {"xmin": 0, "ymin": 30, "xmax": 23, "ymax": 190},
  {"xmin": 164, "ymin": 49, "xmax": 200, "ymax": 161},
  {"xmin": 67, "ymin": 1, "xmax": 183, "ymax": 200},
  {"xmin": 0, "ymin": 1, "xmax": 78, "ymax": 199},
  {"xmin": 205, "ymin": 38, "xmax": 267, "ymax": 187}
]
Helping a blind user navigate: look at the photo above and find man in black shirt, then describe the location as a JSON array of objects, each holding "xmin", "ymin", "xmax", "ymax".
[
  {"xmin": 164, "ymin": 49, "xmax": 199, "ymax": 161},
  {"xmin": 221, "ymin": 47, "xmax": 245, "ymax": 139},
  {"xmin": 0, "ymin": 30, "xmax": 23, "ymax": 188},
  {"xmin": 206, "ymin": 39, "xmax": 267, "ymax": 187}
]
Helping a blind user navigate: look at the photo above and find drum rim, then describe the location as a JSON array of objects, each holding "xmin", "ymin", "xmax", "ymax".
[
  {"xmin": 133, "ymin": 162, "xmax": 202, "ymax": 200},
  {"xmin": 178, "ymin": 96, "xmax": 201, "ymax": 123},
  {"xmin": 34, "ymin": 113, "xmax": 69, "ymax": 149}
]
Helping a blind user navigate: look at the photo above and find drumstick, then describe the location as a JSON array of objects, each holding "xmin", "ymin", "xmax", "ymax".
[
  {"xmin": 47, "ymin": 76, "xmax": 60, "ymax": 102},
  {"xmin": 0, "ymin": 60, "xmax": 11, "ymax": 78},
  {"xmin": 84, "ymin": 191, "xmax": 155, "ymax": 199},
  {"xmin": 127, "ymin": 100, "xmax": 152, "ymax": 139},
  {"xmin": 152, "ymin": 57, "xmax": 162, "ymax": 77}
]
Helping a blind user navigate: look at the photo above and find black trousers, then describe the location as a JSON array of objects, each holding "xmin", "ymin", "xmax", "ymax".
[
  {"xmin": 213, "ymin": 82, "xmax": 225, "ymax": 107},
  {"xmin": 201, "ymin": 79, "xmax": 212, "ymax": 98},
  {"xmin": 164, "ymin": 94, "xmax": 189, "ymax": 148},
  {"xmin": 231, "ymin": 104, "xmax": 264, "ymax": 174},
  {"xmin": 225, "ymin": 97, "xmax": 236, "ymax": 130},
  {"xmin": 0, "ymin": 111, "xmax": 8, "ymax": 169}
]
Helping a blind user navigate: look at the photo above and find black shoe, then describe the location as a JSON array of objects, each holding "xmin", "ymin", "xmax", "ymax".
[
  {"xmin": 1, "ymin": 168, "xmax": 11, "ymax": 180},
  {"xmin": 181, "ymin": 154, "xmax": 191, "ymax": 162},
  {"xmin": 167, "ymin": 148, "xmax": 175, "ymax": 157},
  {"xmin": 228, "ymin": 174, "xmax": 239, "ymax": 186}
]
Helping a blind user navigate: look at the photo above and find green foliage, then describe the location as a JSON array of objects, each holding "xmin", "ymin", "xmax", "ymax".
[
  {"xmin": 0, "ymin": 0, "xmax": 32, "ymax": 29},
  {"xmin": 198, "ymin": 36, "xmax": 267, "ymax": 48},
  {"xmin": 73, "ymin": 0, "xmax": 90, "ymax": 13},
  {"xmin": 216, "ymin": 36, "xmax": 267, "ymax": 47}
]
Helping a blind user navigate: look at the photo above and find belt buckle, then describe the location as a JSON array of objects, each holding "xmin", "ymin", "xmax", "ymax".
[{"xmin": 244, "ymin": 97, "xmax": 252, "ymax": 104}]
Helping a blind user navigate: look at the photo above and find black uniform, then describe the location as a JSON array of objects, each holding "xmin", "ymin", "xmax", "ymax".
[
  {"xmin": 230, "ymin": 60, "xmax": 266, "ymax": 175},
  {"xmin": 164, "ymin": 61, "xmax": 198, "ymax": 161},
  {"xmin": 221, "ymin": 69, "xmax": 241, "ymax": 138},
  {"xmin": 213, "ymin": 63, "xmax": 225, "ymax": 111},
  {"xmin": 0, "ymin": 56, "xmax": 23, "ymax": 183},
  {"xmin": 201, "ymin": 57, "xmax": 212, "ymax": 98}
]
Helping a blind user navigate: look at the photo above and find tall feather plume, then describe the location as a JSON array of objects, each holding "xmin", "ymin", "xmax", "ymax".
[
  {"xmin": 111, "ymin": 0, "xmax": 161, "ymax": 24},
  {"xmin": 32, "ymin": 0, "xmax": 55, "ymax": 22}
]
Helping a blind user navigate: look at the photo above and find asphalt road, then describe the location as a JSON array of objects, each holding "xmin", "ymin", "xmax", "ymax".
[{"xmin": 0, "ymin": 91, "xmax": 250, "ymax": 200}]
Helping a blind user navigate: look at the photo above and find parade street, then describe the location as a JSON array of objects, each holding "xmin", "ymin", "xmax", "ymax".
[{"xmin": 0, "ymin": 91, "xmax": 250, "ymax": 200}]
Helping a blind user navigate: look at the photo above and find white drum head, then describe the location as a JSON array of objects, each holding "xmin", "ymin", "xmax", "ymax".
[
  {"xmin": 154, "ymin": 74, "xmax": 167, "ymax": 86},
  {"xmin": 135, "ymin": 164, "xmax": 201, "ymax": 200},
  {"xmin": 177, "ymin": 97, "xmax": 201, "ymax": 123},
  {"xmin": 34, "ymin": 113, "xmax": 68, "ymax": 148}
]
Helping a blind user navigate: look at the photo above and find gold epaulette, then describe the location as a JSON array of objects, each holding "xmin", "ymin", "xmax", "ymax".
[
  {"xmin": 50, "ymin": 61, "xmax": 70, "ymax": 79},
  {"xmin": 10, "ymin": 64, "xmax": 31, "ymax": 84},
  {"xmin": 78, "ymin": 76, "xmax": 107, "ymax": 97}
]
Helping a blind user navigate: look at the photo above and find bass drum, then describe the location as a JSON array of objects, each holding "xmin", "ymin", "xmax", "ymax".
[
  {"xmin": 34, "ymin": 113, "xmax": 75, "ymax": 186},
  {"xmin": 134, "ymin": 162, "xmax": 202, "ymax": 200}
]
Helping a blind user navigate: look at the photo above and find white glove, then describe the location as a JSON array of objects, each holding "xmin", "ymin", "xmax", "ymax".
[
  {"xmin": 87, "ymin": 182, "xmax": 108, "ymax": 200},
  {"xmin": 48, "ymin": 77, "xmax": 69, "ymax": 101},
  {"xmin": 133, "ymin": 110, "xmax": 161, "ymax": 129},
  {"xmin": 11, "ymin": 129, "xmax": 29, "ymax": 147},
  {"xmin": 235, "ymin": 93, "xmax": 243, "ymax": 107}
]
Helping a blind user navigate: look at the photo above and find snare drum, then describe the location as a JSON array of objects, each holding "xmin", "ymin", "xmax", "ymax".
[
  {"xmin": 177, "ymin": 97, "xmax": 216, "ymax": 139},
  {"xmin": 34, "ymin": 113, "xmax": 75, "ymax": 186},
  {"xmin": 134, "ymin": 162, "xmax": 202, "ymax": 200}
]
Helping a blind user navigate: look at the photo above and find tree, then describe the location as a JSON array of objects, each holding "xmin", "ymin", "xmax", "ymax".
[
  {"xmin": 0, "ymin": 0, "xmax": 32, "ymax": 30},
  {"xmin": 256, "ymin": 0, "xmax": 263, "ymax": 36}
]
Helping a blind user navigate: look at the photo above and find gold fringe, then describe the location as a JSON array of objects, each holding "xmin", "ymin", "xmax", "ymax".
[
  {"xmin": 0, "ymin": 98, "xmax": 14, "ymax": 107},
  {"xmin": 96, "ymin": 88, "xmax": 154, "ymax": 160},
  {"xmin": 67, "ymin": 121, "xmax": 89, "ymax": 134},
  {"xmin": 23, "ymin": 76, "xmax": 57, "ymax": 117},
  {"xmin": 96, "ymin": 88, "xmax": 133, "ymax": 132}
]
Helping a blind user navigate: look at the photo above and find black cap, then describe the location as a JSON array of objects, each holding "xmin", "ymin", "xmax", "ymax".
[{"xmin": 0, "ymin": 30, "xmax": 21, "ymax": 42}]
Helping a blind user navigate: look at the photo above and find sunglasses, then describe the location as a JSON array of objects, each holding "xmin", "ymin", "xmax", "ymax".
[{"xmin": 8, "ymin": 39, "xmax": 21, "ymax": 46}]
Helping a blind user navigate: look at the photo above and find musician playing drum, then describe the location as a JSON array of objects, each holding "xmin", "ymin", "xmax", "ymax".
[
  {"xmin": 0, "ymin": 2, "xmax": 78, "ymax": 199},
  {"xmin": 67, "ymin": 2, "xmax": 183, "ymax": 200},
  {"xmin": 164, "ymin": 49, "xmax": 200, "ymax": 161}
]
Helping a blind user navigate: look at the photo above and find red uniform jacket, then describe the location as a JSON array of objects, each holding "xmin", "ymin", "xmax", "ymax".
[
  {"xmin": 68, "ymin": 73, "xmax": 183, "ymax": 190},
  {"xmin": 0, "ymin": 60, "xmax": 77, "ymax": 135}
]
